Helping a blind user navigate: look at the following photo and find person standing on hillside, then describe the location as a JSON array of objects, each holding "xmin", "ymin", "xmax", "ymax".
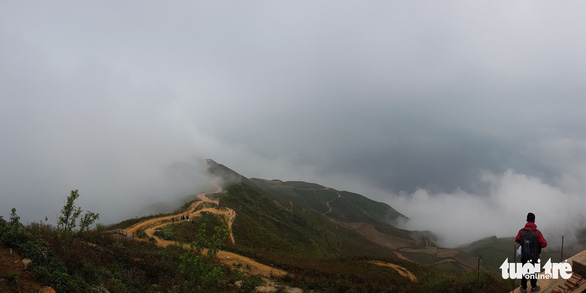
[{"xmin": 515, "ymin": 212, "xmax": 547, "ymax": 293}]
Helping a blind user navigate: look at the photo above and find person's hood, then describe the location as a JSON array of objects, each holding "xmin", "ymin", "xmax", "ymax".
[{"xmin": 523, "ymin": 222, "xmax": 537, "ymax": 231}]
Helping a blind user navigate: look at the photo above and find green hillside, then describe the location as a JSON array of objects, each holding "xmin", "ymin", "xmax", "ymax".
[
  {"xmin": 219, "ymin": 181, "xmax": 397, "ymax": 259},
  {"xmin": 207, "ymin": 160, "xmax": 482, "ymax": 274},
  {"xmin": 0, "ymin": 160, "xmax": 513, "ymax": 292},
  {"xmin": 251, "ymin": 178, "xmax": 406, "ymax": 224},
  {"xmin": 202, "ymin": 160, "xmax": 508, "ymax": 291}
]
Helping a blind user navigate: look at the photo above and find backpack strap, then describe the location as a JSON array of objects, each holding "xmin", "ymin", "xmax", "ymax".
[{"xmin": 534, "ymin": 229, "xmax": 542, "ymax": 252}]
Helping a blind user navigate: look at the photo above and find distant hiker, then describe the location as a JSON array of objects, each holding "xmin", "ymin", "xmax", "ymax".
[
  {"xmin": 172, "ymin": 217, "xmax": 175, "ymax": 223},
  {"xmin": 515, "ymin": 212, "xmax": 547, "ymax": 293},
  {"xmin": 186, "ymin": 214, "xmax": 190, "ymax": 220}
]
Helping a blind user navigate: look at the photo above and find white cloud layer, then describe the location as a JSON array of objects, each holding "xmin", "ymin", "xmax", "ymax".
[
  {"xmin": 391, "ymin": 167, "xmax": 586, "ymax": 247},
  {"xmin": 1, "ymin": 2, "xmax": 586, "ymax": 246}
]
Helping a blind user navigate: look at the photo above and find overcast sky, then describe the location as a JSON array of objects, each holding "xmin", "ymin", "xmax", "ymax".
[{"xmin": 2, "ymin": 1, "xmax": 586, "ymax": 247}]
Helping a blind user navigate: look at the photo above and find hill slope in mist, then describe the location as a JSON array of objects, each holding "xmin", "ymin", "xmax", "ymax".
[
  {"xmin": 0, "ymin": 159, "xmax": 522, "ymax": 292},
  {"xmin": 206, "ymin": 159, "xmax": 479, "ymax": 273},
  {"xmin": 205, "ymin": 159, "xmax": 586, "ymax": 292}
]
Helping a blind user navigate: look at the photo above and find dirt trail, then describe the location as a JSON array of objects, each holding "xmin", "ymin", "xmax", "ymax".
[
  {"xmin": 124, "ymin": 190, "xmax": 286, "ymax": 278},
  {"xmin": 323, "ymin": 191, "xmax": 341, "ymax": 216},
  {"xmin": 125, "ymin": 199, "xmax": 201, "ymax": 235},
  {"xmin": 368, "ymin": 260, "xmax": 418, "ymax": 282}
]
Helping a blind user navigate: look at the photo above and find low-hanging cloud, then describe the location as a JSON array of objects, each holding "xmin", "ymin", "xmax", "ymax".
[
  {"xmin": 2, "ymin": 1, "xmax": 586, "ymax": 248},
  {"xmin": 0, "ymin": 35, "xmax": 219, "ymax": 224},
  {"xmin": 382, "ymin": 137, "xmax": 586, "ymax": 248}
]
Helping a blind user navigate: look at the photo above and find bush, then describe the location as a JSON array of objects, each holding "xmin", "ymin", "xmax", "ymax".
[
  {"xmin": 175, "ymin": 224, "xmax": 227, "ymax": 293},
  {"xmin": 238, "ymin": 275, "xmax": 262, "ymax": 293},
  {"xmin": 1, "ymin": 271, "xmax": 19, "ymax": 288},
  {"xmin": 0, "ymin": 192, "xmax": 234, "ymax": 293},
  {"xmin": 0, "ymin": 208, "xmax": 88, "ymax": 292},
  {"xmin": 58, "ymin": 190, "xmax": 99, "ymax": 234}
]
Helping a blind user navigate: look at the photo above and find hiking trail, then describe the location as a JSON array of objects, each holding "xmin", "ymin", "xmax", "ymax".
[
  {"xmin": 368, "ymin": 260, "xmax": 418, "ymax": 282},
  {"xmin": 124, "ymin": 189, "xmax": 286, "ymax": 278},
  {"xmin": 323, "ymin": 190, "xmax": 341, "ymax": 216}
]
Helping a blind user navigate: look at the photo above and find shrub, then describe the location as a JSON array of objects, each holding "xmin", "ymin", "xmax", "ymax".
[
  {"xmin": 175, "ymin": 224, "xmax": 227, "ymax": 293},
  {"xmin": 238, "ymin": 275, "xmax": 262, "ymax": 293},
  {"xmin": 1, "ymin": 271, "xmax": 19, "ymax": 287},
  {"xmin": 58, "ymin": 190, "xmax": 100, "ymax": 234}
]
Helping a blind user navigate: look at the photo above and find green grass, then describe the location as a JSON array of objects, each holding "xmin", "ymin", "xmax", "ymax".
[
  {"xmin": 154, "ymin": 213, "xmax": 225, "ymax": 244},
  {"xmin": 220, "ymin": 182, "xmax": 396, "ymax": 259},
  {"xmin": 336, "ymin": 190, "xmax": 406, "ymax": 222},
  {"xmin": 215, "ymin": 181, "xmax": 510, "ymax": 292}
]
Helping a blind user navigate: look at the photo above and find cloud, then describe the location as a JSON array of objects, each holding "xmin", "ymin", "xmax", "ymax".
[
  {"xmin": 0, "ymin": 33, "xmax": 218, "ymax": 223},
  {"xmin": 391, "ymin": 167, "xmax": 586, "ymax": 248},
  {"xmin": 1, "ymin": 0, "xmax": 586, "ymax": 249}
]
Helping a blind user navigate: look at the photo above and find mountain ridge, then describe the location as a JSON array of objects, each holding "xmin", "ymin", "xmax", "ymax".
[{"xmin": 205, "ymin": 159, "xmax": 480, "ymax": 273}]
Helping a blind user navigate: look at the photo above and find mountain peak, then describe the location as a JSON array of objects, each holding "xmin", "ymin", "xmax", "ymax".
[{"xmin": 206, "ymin": 159, "xmax": 246, "ymax": 185}]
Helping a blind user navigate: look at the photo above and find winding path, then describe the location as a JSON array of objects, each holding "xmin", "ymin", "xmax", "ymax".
[
  {"xmin": 323, "ymin": 191, "xmax": 341, "ymax": 216},
  {"xmin": 124, "ymin": 190, "xmax": 286, "ymax": 277},
  {"xmin": 368, "ymin": 261, "xmax": 418, "ymax": 282}
]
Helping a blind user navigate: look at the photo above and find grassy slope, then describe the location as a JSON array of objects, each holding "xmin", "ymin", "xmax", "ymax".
[
  {"xmin": 219, "ymin": 182, "xmax": 394, "ymax": 260},
  {"xmin": 215, "ymin": 181, "xmax": 511, "ymax": 292},
  {"xmin": 250, "ymin": 178, "xmax": 414, "ymax": 241},
  {"xmin": 332, "ymin": 190, "xmax": 406, "ymax": 223},
  {"xmin": 216, "ymin": 183, "xmax": 442, "ymax": 291},
  {"xmin": 204, "ymin": 161, "xmax": 510, "ymax": 290},
  {"xmin": 250, "ymin": 179, "xmax": 406, "ymax": 222}
]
